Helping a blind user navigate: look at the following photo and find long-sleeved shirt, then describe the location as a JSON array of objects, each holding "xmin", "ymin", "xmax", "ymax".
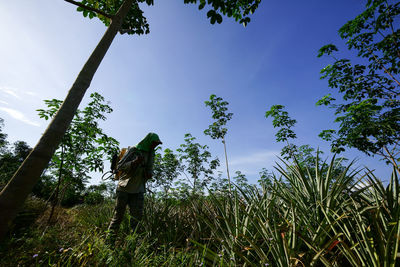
[{"xmin": 116, "ymin": 147, "xmax": 154, "ymax": 194}]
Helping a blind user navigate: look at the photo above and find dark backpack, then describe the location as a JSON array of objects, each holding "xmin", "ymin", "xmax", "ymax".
[{"xmin": 110, "ymin": 148, "xmax": 128, "ymax": 180}]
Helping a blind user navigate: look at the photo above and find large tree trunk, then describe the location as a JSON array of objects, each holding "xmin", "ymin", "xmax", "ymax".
[{"xmin": 0, "ymin": 0, "xmax": 133, "ymax": 240}]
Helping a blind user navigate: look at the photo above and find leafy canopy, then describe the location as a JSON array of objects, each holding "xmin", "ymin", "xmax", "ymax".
[
  {"xmin": 265, "ymin": 105, "xmax": 303, "ymax": 160},
  {"xmin": 265, "ymin": 105, "xmax": 297, "ymax": 143},
  {"xmin": 177, "ymin": 133, "xmax": 219, "ymax": 194},
  {"xmin": 265, "ymin": 105, "xmax": 348, "ymax": 177},
  {"xmin": 0, "ymin": 118, "xmax": 7, "ymax": 152},
  {"xmin": 152, "ymin": 147, "xmax": 182, "ymax": 196},
  {"xmin": 37, "ymin": 93, "xmax": 119, "ymax": 205},
  {"xmin": 317, "ymin": 0, "xmax": 400, "ymax": 163},
  {"xmin": 37, "ymin": 92, "xmax": 119, "ymax": 173},
  {"xmin": 75, "ymin": 0, "xmax": 262, "ymax": 35},
  {"xmin": 0, "ymin": 141, "xmax": 32, "ymax": 190},
  {"xmin": 204, "ymin": 94, "xmax": 233, "ymax": 140}
]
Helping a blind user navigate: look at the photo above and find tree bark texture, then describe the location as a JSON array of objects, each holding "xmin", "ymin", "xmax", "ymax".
[{"xmin": 0, "ymin": 0, "xmax": 134, "ymax": 240}]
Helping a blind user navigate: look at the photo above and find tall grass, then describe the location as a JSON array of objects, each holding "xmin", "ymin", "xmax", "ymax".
[
  {"xmin": 324, "ymin": 169, "xmax": 400, "ymax": 267},
  {"xmin": 1, "ymin": 156, "xmax": 398, "ymax": 266},
  {"xmin": 193, "ymin": 157, "xmax": 399, "ymax": 266}
]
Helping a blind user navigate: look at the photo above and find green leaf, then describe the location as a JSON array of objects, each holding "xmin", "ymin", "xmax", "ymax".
[{"xmin": 318, "ymin": 44, "xmax": 338, "ymax": 57}]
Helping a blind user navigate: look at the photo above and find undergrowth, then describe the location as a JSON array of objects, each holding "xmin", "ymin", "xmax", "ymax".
[{"xmin": 1, "ymin": 158, "xmax": 399, "ymax": 266}]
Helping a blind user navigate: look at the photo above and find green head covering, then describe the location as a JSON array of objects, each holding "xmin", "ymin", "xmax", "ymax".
[{"xmin": 136, "ymin": 133, "xmax": 162, "ymax": 152}]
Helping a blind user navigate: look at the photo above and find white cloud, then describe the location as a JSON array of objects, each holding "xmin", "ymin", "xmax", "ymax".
[
  {"xmin": 0, "ymin": 100, "xmax": 9, "ymax": 105},
  {"xmin": 0, "ymin": 107, "xmax": 40, "ymax": 127},
  {"xmin": 0, "ymin": 86, "xmax": 37, "ymax": 100},
  {"xmin": 0, "ymin": 86, "xmax": 20, "ymax": 99},
  {"xmin": 230, "ymin": 150, "xmax": 279, "ymax": 165},
  {"xmin": 25, "ymin": 91, "xmax": 37, "ymax": 96}
]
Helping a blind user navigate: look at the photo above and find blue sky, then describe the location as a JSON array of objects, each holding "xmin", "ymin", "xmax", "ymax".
[{"xmin": 0, "ymin": 0, "xmax": 392, "ymax": 185}]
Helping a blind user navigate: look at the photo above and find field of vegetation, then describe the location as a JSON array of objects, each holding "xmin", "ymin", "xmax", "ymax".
[{"xmin": 1, "ymin": 158, "xmax": 399, "ymax": 266}]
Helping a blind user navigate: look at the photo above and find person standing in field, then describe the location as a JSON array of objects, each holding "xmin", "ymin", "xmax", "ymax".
[{"xmin": 106, "ymin": 132, "xmax": 162, "ymax": 245}]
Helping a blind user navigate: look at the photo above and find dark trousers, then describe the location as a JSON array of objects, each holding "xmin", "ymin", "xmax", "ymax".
[{"xmin": 108, "ymin": 191, "xmax": 144, "ymax": 236}]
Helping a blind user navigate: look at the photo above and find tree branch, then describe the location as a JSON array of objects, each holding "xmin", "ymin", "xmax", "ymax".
[
  {"xmin": 364, "ymin": 44, "xmax": 400, "ymax": 89},
  {"xmin": 64, "ymin": 0, "xmax": 113, "ymax": 19},
  {"xmin": 385, "ymin": 0, "xmax": 400, "ymax": 59},
  {"xmin": 383, "ymin": 146, "xmax": 400, "ymax": 177}
]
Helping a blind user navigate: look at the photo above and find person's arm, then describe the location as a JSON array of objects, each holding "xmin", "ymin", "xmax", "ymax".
[
  {"xmin": 118, "ymin": 157, "xmax": 142, "ymax": 172},
  {"xmin": 117, "ymin": 148, "xmax": 143, "ymax": 172},
  {"xmin": 145, "ymin": 151, "xmax": 155, "ymax": 180}
]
